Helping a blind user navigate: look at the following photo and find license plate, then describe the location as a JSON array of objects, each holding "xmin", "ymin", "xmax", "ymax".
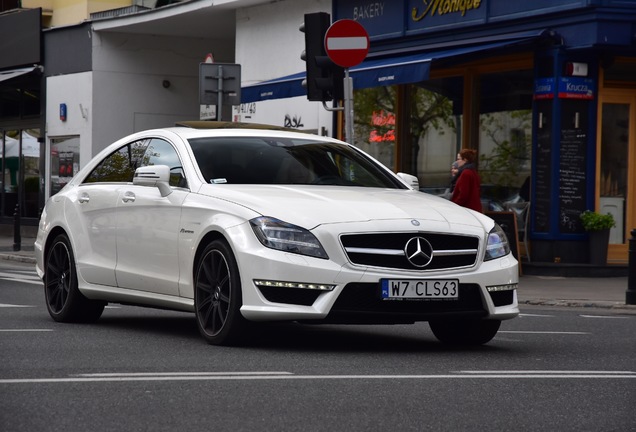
[{"xmin": 381, "ymin": 279, "xmax": 459, "ymax": 300}]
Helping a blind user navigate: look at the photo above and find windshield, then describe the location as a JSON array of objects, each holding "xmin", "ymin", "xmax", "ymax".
[{"xmin": 188, "ymin": 137, "xmax": 406, "ymax": 189}]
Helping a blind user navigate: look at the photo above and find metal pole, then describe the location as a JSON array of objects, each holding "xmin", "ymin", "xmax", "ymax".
[
  {"xmin": 217, "ymin": 65, "xmax": 224, "ymax": 121},
  {"xmin": 343, "ymin": 68, "xmax": 354, "ymax": 144},
  {"xmin": 13, "ymin": 204, "xmax": 20, "ymax": 252},
  {"xmin": 626, "ymin": 228, "xmax": 636, "ymax": 305}
]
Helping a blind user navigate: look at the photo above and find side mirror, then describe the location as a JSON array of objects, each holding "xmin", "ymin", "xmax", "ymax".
[
  {"xmin": 133, "ymin": 165, "xmax": 172, "ymax": 197},
  {"xmin": 396, "ymin": 172, "xmax": 419, "ymax": 190}
]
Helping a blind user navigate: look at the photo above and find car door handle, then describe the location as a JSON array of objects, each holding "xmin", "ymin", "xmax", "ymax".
[
  {"xmin": 122, "ymin": 191, "xmax": 136, "ymax": 203},
  {"xmin": 78, "ymin": 193, "xmax": 90, "ymax": 204}
]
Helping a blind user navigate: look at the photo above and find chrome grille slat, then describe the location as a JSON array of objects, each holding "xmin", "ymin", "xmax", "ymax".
[{"xmin": 344, "ymin": 247, "xmax": 403, "ymax": 255}]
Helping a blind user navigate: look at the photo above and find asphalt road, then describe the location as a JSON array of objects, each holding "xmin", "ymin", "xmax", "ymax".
[{"xmin": 1, "ymin": 261, "xmax": 635, "ymax": 431}]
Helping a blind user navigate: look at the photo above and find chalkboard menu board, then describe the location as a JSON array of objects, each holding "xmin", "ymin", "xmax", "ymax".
[
  {"xmin": 534, "ymin": 111, "xmax": 552, "ymax": 233},
  {"xmin": 558, "ymin": 129, "xmax": 587, "ymax": 233}
]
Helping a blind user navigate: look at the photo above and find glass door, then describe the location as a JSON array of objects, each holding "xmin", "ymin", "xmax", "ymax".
[{"xmin": 598, "ymin": 91, "xmax": 636, "ymax": 262}]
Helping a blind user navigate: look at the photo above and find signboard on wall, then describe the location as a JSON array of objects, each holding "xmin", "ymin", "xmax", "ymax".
[
  {"xmin": 534, "ymin": 78, "xmax": 554, "ymax": 100},
  {"xmin": 558, "ymin": 99, "xmax": 590, "ymax": 234},
  {"xmin": 557, "ymin": 77, "xmax": 594, "ymax": 100},
  {"xmin": 558, "ymin": 128, "xmax": 587, "ymax": 233}
]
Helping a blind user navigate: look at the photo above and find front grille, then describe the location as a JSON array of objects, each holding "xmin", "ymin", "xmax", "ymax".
[
  {"xmin": 340, "ymin": 232, "xmax": 479, "ymax": 270},
  {"xmin": 323, "ymin": 283, "xmax": 487, "ymax": 324}
]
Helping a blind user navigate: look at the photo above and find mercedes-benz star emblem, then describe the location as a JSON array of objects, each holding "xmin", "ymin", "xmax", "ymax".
[{"xmin": 404, "ymin": 236, "xmax": 434, "ymax": 268}]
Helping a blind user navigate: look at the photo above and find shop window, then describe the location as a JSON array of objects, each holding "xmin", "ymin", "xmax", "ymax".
[
  {"xmin": 600, "ymin": 103, "xmax": 628, "ymax": 244},
  {"xmin": 413, "ymin": 78, "xmax": 462, "ymax": 190},
  {"xmin": 478, "ymin": 70, "xmax": 533, "ymax": 203},
  {"xmin": 353, "ymin": 86, "xmax": 398, "ymax": 171},
  {"xmin": 1, "ymin": 129, "xmax": 41, "ymax": 218},
  {"xmin": 50, "ymin": 136, "xmax": 80, "ymax": 195}
]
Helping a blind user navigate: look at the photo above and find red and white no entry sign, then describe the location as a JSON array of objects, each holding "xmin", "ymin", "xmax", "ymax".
[{"xmin": 324, "ymin": 19, "xmax": 369, "ymax": 68}]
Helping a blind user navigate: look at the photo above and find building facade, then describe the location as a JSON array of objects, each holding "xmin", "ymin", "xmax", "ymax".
[{"xmin": 1, "ymin": 0, "xmax": 635, "ymax": 265}]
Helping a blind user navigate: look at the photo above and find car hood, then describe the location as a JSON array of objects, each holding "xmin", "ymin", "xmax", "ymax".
[{"xmin": 197, "ymin": 184, "xmax": 489, "ymax": 231}]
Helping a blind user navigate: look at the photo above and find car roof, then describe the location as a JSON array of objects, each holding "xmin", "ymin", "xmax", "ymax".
[
  {"xmin": 176, "ymin": 121, "xmax": 308, "ymax": 132},
  {"xmin": 158, "ymin": 121, "xmax": 341, "ymax": 143}
]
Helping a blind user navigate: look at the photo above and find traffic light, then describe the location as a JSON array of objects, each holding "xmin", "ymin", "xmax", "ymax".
[{"xmin": 300, "ymin": 12, "xmax": 344, "ymax": 102}]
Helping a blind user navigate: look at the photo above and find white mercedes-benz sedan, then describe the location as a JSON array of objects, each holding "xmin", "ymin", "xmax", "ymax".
[{"xmin": 35, "ymin": 122, "xmax": 519, "ymax": 346}]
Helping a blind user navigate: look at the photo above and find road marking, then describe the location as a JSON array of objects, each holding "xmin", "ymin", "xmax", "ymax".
[
  {"xmin": 580, "ymin": 315, "xmax": 630, "ymax": 319},
  {"xmin": 499, "ymin": 331, "xmax": 589, "ymax": 335},
  {"xmin": 458, "ymin": 370, "xmax": 634, "ymax": 374},
  {"xmin": 0, "ymin": 329, "xmax": 52, "ymax": 332},
  {"xmin": 0, "ymin": 304, "xmax": 36, "ymax": 308},
  {"xmin": 0, "ymin": 278, "xmax": 42, "ymax": 286},
  {"xmin": 519, "ymin": 313, "xmax": 555, "ymax": 317},
  {"xmin": 0, "ymin": 270, "xmax": 42, "ymax": 286},
  {"xmin": 0, "ymin": 271, "xmax": 39, "ymax": 280},
  {"xmin": 1, "ymin": 371, "xmax": 635, "ymax": 384},
  {"xmin": 75, "ymin": 372, "xmax": 293, "ymax": 377}
]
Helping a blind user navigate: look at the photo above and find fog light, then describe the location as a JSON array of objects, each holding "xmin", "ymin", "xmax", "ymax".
[
  {"xmin": 486, "ymin": 283, "xmax": 518, "ymax": 292},
  {"xmin": 253, "ymin": 280, "xmax": 336, "ymax": 291}
]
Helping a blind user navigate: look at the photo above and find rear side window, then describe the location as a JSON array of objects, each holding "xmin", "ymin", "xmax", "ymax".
[{"xmin": 83, "ymin": 140, "xmax": 149, "ymax": 184}]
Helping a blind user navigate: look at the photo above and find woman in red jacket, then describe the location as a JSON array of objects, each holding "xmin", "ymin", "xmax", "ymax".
[{"xmin": 451, "ymin": 148, "xmax": 482, "ymax": 212}]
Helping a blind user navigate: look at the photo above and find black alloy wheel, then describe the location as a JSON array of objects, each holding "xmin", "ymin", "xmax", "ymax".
[
  {"xmin": 194, "ymin": 239, "xmax": 248, "ymax": 345},
  {"xmin": 44, "ymin": 233, "xmax": 105, "ymax": 323}
]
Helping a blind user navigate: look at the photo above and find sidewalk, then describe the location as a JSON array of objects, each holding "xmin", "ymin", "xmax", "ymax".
[{"xmin": 2, "ymin": 235, "xmax": 635, "ymax": 312}]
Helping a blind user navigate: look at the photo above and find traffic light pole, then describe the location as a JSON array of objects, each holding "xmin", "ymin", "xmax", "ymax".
[
  {"xmin": 321, "ymin": 70, "xmax": 354, "ymax": 144},
  {"xmin": 343, "ymin": 69, "xmax": 354, "ymax": 145}
]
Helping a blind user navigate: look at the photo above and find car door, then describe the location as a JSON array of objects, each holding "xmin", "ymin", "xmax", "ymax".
[
  {"xmin": 69, "ymin": 143, "xmax": 146, "ymax": 287},
  {"xmin": 114, "ymin": 138, "xmax": 188, "ymax": 296}
]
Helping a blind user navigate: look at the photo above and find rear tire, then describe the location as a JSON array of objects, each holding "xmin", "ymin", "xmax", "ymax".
[
  {"xmin": 44, "ymin": 234, "xmax": 105, "ymax": 323},
  {"xmin": 429, "ymin": 319, "xmax": 501, "ymax": 346},
  {"xmin": 194, "ymin": 239, "xmax": 248, "ymax": 345}
]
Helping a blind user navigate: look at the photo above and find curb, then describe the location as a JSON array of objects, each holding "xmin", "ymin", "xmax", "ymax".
[
  {"xmin": 0, "ymin": 253, "xmax": 37, "ymax": 264},
  {"xmin": 520, "ymin": 299, "xmax": 636, "ymax": 313}
]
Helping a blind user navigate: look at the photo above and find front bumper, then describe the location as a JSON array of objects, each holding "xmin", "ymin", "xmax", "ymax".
[{"xmin": 232, "ymin": 223, "xmax": 519, "ymax": 323}]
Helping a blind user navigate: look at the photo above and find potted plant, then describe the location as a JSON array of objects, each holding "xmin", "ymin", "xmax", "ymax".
[{"xmin": 580, "ymin": 210, "xmax": 616, "ymax": 265}]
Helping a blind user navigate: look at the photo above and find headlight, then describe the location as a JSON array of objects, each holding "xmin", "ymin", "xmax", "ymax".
[
  {"xmin": 484, "ymin": 223, "xmax": 510, "ymax": 261},
  {"xmin": 250, "ymin": 216, "xmax": 328, "ymax": 259}
]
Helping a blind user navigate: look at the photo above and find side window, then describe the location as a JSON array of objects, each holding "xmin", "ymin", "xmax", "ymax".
[
  {"xmin": 140, "ymin": 138, "xmax": 187, "ymax": 188},
  {"xmin": 83, "ymin": 140, "xmax": 149, "ymax": 184}
]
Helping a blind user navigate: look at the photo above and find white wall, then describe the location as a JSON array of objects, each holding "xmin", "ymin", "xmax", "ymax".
[
  {"xmin": 90, "ymin": 31, "xmax": 235, "ymax": 153},
  {"xmin": 46, "ymin": 72, "xmax": 94, "ymax": 177},
  {"xmin": 235, "ymin": 0, "xmax": 335, "ymax": 134}
]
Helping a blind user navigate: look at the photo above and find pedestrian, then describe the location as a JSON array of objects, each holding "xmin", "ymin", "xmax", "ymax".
[
  {"xmin": 449, "ymin": 160, "xmax": 460, "ymax": 193},
  {"xmin": 451, "ymin": 148, "xmax": 482, "ymax": 212}
]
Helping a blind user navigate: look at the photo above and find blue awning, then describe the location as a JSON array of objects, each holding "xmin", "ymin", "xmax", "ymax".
[{"xmin": 241, "ymin": 30, "xmax": 557, "ymax": 103}]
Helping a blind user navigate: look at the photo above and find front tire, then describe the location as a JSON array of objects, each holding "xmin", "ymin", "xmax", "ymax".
[
  {"xmin": 194, "ymin": 239, "xmax": 248, "ymax": 345},
  {"xmin": 429, "ymin": 319, "xmax": 501, "ymax": 346},
  {"xmin": 44, "ymin": 234, "xmax": 105, "ymax": 323}
]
